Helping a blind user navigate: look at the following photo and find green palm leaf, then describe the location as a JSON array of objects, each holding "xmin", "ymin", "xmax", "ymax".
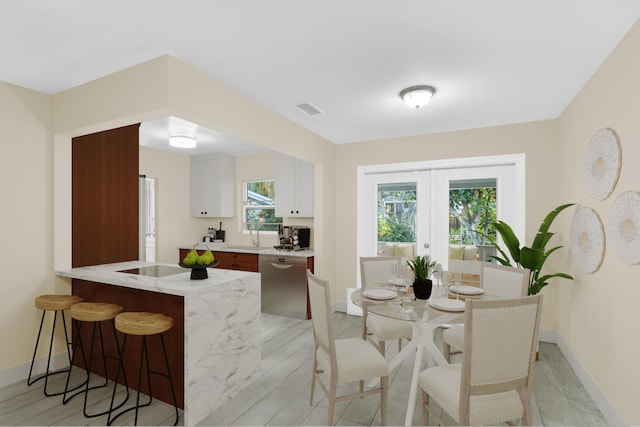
[{"xmin": 478, "ymin": 203, "xmax": 575, "ymax": 295}]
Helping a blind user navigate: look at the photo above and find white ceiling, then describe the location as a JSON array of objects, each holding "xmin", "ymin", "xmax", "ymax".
[{"xmin": 2, "ymin": 1, "xmax": 640, "ymax": 153}]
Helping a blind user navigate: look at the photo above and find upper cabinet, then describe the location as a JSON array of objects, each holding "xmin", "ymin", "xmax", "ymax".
[
  {"xmin": 275, "ymin": 153, "xmax": 314, "ymax": 217},
  {"xmin": 190, "ymin": 153, "xmax": 236, "ymax": 217}
]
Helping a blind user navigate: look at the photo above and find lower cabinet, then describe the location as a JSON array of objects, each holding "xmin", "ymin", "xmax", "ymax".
[
  {"xmin": 213, "ymin": 251, "xmax": 258, "ymax": 272},
  {"xmin": 178, "ymin": 249, "xmax": 258, "ymax": 272}
]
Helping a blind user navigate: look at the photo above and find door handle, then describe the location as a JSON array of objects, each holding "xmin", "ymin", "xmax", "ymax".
[{"xmin": 271, "ymin": 263, "xmax": 293, "ymax": 269}]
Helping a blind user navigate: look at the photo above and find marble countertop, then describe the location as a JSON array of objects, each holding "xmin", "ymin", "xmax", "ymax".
[
  {"xmin": 55, "ymin": 260, "xmax": 260, "ymax": 297},
  {"xmin": 179, "ymin": 242, "xmax": 314, "ymax": 257}
]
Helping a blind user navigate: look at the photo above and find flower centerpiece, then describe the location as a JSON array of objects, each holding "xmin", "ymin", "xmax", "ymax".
[{"xmin": 407, "ymin": 255, "xmax": 437, "ymax": 299}]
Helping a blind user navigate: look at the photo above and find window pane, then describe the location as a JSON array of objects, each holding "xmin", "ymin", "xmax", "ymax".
[
  {"xmin": 449, "ymin": 179, "xmax": 496, "ymax": 244},
  {"xmin": 377, "ymin": 182, "xmax": 417, "ymax": 243},
  {"xmin": 244, "ymin": 180, "xmax": 282, "ymax": 232}
]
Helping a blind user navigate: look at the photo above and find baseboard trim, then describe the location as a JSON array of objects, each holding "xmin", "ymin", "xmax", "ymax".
[
  {"xmin": 539, "ymin": 329, "xmax": 623, "ymax": 426},
  {"xmin": 0, "ymin": 353, "xmax": 69, "ymax": 389}
]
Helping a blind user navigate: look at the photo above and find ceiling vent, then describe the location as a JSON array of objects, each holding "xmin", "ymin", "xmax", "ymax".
[{"xmin": 295, "ymin": 102, "xmax": 324, "ymax": 116}]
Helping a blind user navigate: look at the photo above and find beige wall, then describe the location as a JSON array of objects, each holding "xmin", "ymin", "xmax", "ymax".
[
  {"xmin": 0, "ymin": 82, "xmax": 54, "ymax": 374},
  {"xmin": 139, "ymin": 146, "xmax": 197, "ymax": 263},
  {"xmin": 554, "ymin": 19, "xmax": 640, "ymax": 424}
]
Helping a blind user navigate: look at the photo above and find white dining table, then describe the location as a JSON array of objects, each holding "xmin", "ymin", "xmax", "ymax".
[{"xmin": 351, "ymin": 285, "xmax": 468, "ymax": 427}]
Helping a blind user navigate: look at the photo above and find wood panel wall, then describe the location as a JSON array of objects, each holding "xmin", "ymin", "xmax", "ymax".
[
  {"xmin": 70, "ymin": 124, "xmax": 185, "ymax": 408},
  {"xmin": 72, "ymin": 124, "xmax": 140, "ymax": 267}
]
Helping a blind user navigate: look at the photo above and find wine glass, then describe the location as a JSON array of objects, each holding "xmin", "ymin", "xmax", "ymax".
[
  {"xmin": 452, "ymin": 272, "xmax": 462, "ymax": 300},
  {"xmin": 400, "ymin": 267, "xmax": 414, "ymax": 310},
  {"xmin": 432, "ymin": 263, "xmax": 442, "ymax": 286},
  {"xmin": 440, "ymin": 270, "xmax": 452, "ymax": 297}
]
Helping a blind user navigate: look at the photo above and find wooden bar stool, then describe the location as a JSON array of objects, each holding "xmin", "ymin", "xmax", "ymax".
[
  {"xmin": 27, "ymin": 294, "xmax": 83, "ymax": 396},
  {"xmin": 62, "ymin": 302, "xmax": 129, "ymax": 418},
  {"xmin": 107, "ymin": 312, "xmax": 179, "ymax": 426}
]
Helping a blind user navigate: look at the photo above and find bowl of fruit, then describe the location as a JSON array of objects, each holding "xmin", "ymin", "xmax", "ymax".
[{"xmin": 179, "ymin": 247, "xmax": 219, "ymax": 280}]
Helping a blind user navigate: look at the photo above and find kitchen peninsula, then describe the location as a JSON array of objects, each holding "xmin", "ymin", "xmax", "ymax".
[{"xmin": 55, "ymin": 261, "xmax": 260, "ymax": 426}]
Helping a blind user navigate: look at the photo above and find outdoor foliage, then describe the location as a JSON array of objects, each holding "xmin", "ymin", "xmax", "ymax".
[
  {"xmin": 378, "ymin": 189, "xmax": 416, "ymax": 242},
  {"xmin": 449, "ymin": 188, "xmax": 496, "ymax": 244}
]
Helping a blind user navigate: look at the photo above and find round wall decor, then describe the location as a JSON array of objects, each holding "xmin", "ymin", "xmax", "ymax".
[
  {"xmin": 609, "ymin": 191, "xmax": 640, "ymax": 264},
  {"xmin": 583, "ymin": 128, "xmax": 621, "ymax": 201},
  {"xmin": 570, "ymin": 207, "xmax": 604, "ymax": 273}
]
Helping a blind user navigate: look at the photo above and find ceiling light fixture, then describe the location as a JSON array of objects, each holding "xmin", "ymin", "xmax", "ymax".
[
  {"xmin": 169, "ymin": 134, "xmax": 196, "ymax": 149},
  {"xmin": 399, "ymin": 85, "xmax": 436, "ymax": 109}
]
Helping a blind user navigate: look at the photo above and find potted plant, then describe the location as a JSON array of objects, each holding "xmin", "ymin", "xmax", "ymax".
[
  {"xmin": 480, "ymin": 203, "xmax": 575, "ymax": 295},
  {"xmin": 407, "ymin": 255, "xmax": 437, "ymax": 299}
]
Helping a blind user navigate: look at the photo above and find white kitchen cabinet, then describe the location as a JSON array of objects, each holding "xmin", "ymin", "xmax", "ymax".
[
  {"xmin": 190, "ymin": 153, "xmax": 236, "ymax": 217},
  {"xmin": 275, "ymin": 153, "xmax": 314, "ymax": 217}
]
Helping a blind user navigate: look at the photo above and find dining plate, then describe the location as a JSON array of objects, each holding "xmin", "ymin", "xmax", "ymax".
[
  {"xmin": 363, "ymin": 289, "xmax": 397, "ymax": 300},
  {"xmin": 448, "ymin": 285, "xmax": 484, "ymax": 295},
  {"xmin": 387, "ymin": 278, "xmax": 405, "ymax": 287},
  {"xmin": 429, "ymin": 298, "xmax": 465, "ymax": 312}
]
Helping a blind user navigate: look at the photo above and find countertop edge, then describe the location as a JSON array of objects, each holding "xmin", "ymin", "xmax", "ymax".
[
  {"xmin": 55, "ymin": 261, "xmax": 260, "ymax": 297},
  {"xmin": 178, "ymin": 243, "xmax": 314, "ymax": 257}
]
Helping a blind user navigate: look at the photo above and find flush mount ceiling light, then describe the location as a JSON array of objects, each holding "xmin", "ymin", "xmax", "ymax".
[
  {"xmin": 399, "ymin": 85, "xmax": 436, "ymax": 109},
  {"xmin": 169, "ymin": 134, "xmax": 196, "ymax": 149}
]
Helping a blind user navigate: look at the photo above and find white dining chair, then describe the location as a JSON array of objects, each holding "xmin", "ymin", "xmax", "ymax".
[
  {"xmin": 442, "ymin": 262, "xmax": 530, "ymax": 362},
  {"xmin": 420, "ymin": 294, "xmax": 543, "ymax": 426},
  {"xmin": 307, "ymin": 270, "xmax": 389, "ymax": 426},
  {"xmin": 447, "ymin": 259, "xmax": 483, "ymax": 288},
  {"xmin": 360, "ymin": 256, "xmax": 412, "ymax": 356}
]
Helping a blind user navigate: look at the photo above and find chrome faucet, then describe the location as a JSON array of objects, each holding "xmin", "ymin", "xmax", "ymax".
[{"xmin": 251, "ymin": 223, "xmax": 261, "ymax": 247}]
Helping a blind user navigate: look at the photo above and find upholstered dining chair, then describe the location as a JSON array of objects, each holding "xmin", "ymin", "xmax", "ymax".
[
  {"xmin": 360, "ymin": 256, "xmax": 412, "ymax": 356},
  {"xmin": 447, "ymin": 260, "xmax": 484, "ymax": 289},
  {"xmin": 420, "ymin": 294, "xmax": 543, "ymax": 426},
  {"xmin": 442, "ymin": 262, "xmax": 529, "ymax": 362},
  {"xmin": 307, "ymin": 270, "xmax": 389, "ymax": 425}
]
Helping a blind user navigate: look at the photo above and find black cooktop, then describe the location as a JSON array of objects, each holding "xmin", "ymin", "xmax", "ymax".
[{"xmin": 118, "ymin": 265, "xmax": 186, "ymax": 278}]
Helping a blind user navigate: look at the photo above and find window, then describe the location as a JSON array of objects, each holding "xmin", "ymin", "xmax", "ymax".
[{"xmin": 243, "ymin": 180, "xmax": 282, "ymax": 232}]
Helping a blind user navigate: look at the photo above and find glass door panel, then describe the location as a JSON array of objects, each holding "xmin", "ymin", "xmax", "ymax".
[
  {"xmin": 362, "ymin": 171, "xmax": 430, "ymax": 259},
  {"xmin": 377, "ymin": 182, "xmax": 416, "ymax": 248},
  {"xmin": 432, "ymin": 165, "xmax": 518, "ymax": 268}
]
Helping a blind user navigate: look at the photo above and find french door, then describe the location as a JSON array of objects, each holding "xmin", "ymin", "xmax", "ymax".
[{"xmin": 358, "ymin": 154, "xmax": 524, "ymax": 271}]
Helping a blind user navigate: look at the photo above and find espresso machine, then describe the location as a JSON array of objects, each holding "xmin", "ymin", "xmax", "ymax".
[{"xmin": 274, "ymin": 225, "xmax": 311, "ymax": 250}]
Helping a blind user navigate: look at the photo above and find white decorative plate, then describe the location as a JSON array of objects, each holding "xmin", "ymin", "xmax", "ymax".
[
  {"xmin": 570, "ymin": 207, "xmax": 604, "ymax": 273},
  {"xmin": 428, "ymin": 298, "xmax": 465, "ymax": 312},
  {"xmin": 363, "ymin": 289, "xmax": 397, "ymax": 300},
  {"xmin": 448, "ymin": 285, "xmax": 484, "ymax": 295},
  {"xmin": 583, "ymin": 128, "xmax": 621, "ymax": 201},
  {"xmin": 609, "ymin": 192, "xmax": 640, "ymax": 264}
]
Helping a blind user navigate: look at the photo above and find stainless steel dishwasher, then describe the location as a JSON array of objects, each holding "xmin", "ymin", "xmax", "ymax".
[{"xmin": 259, "ymin": 254, "xmax": 308, "ymax": 320}]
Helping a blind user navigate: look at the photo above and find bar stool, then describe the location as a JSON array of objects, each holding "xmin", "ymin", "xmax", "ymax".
[
  {"xmin": 27, "ymin": 294, "xmax": 83, "ymax": 396},
  {"xmin": 63, "ymin": 302, "xmax": 129, "ymax": 418},
  {"xmin": 107, "ymin": 312, "xmax": 179, "ymax": 426}
]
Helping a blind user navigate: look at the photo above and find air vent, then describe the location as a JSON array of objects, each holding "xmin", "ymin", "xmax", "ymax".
[{"xmin": 295, "ymin": 102, "xmax": 324, "ymax": 116}]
